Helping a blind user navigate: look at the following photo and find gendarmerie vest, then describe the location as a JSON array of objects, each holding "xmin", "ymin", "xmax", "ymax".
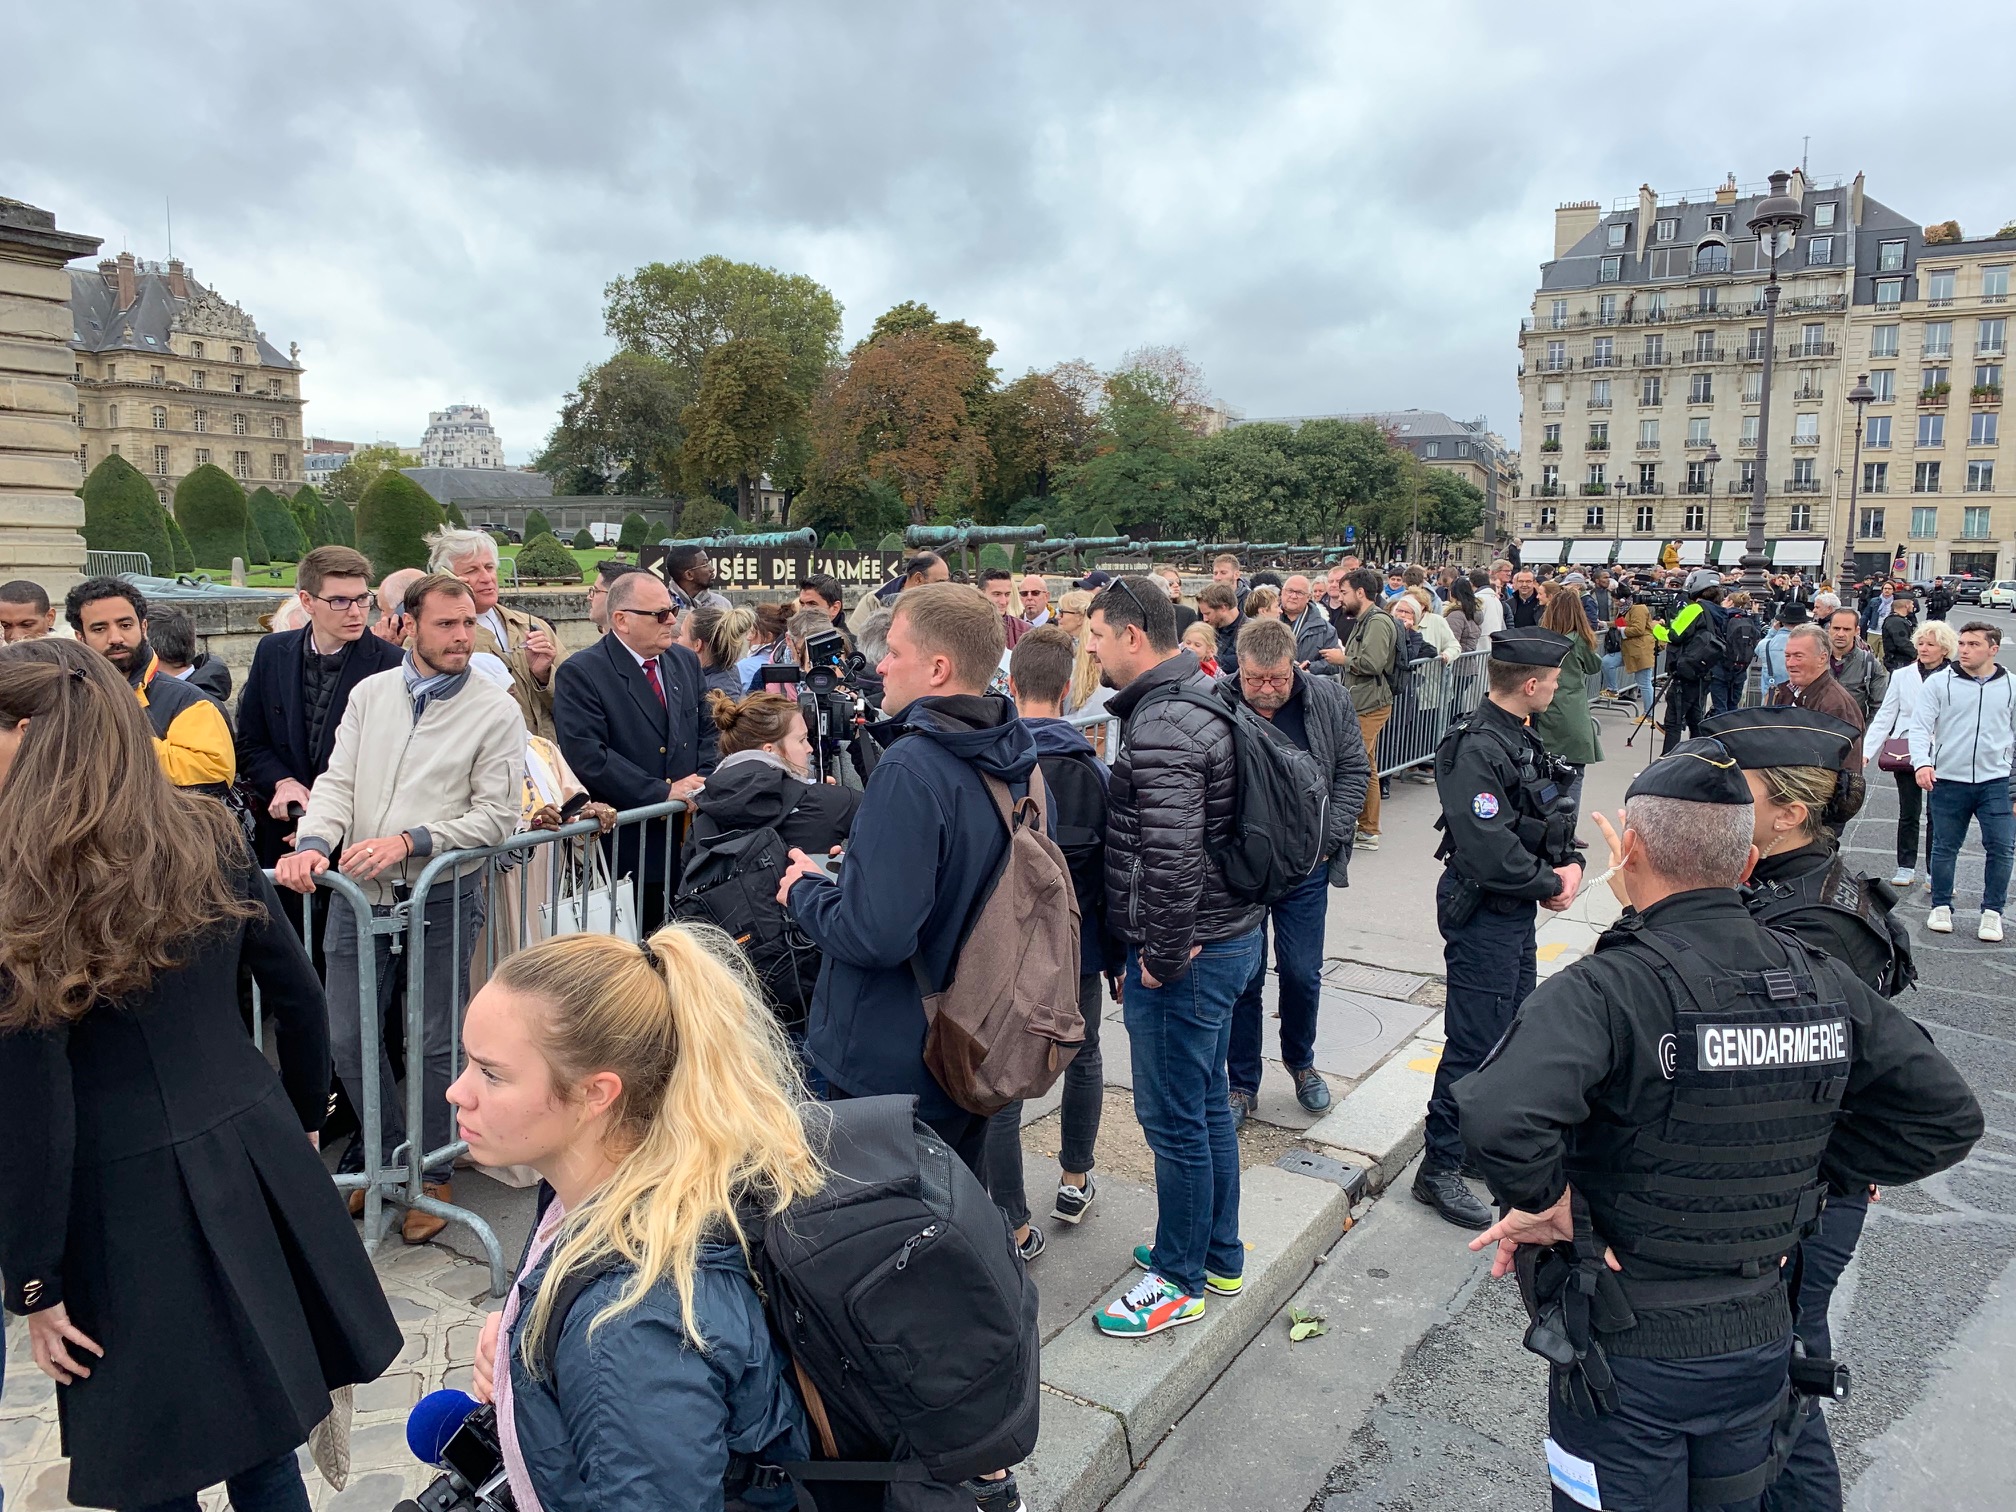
[{"xmin": 1745, "ymin": 844, "xmax": 1916, "ymax": 999}]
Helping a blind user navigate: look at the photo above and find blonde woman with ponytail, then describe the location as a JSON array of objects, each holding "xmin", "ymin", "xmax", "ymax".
[{"xmin": 453, "ymin": 926, "xmax": 821, "ymax": 1511}]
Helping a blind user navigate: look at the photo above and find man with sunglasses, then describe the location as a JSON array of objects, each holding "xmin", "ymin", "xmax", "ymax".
[
  {"xmin": 236, "ymin": 544, "xmax": 405, "ymax": 868},
  {"xmin": 554, "ymin": 568, "xmax": 716, "ymax": 931},
  {"xmin": 1019, "ymin": 573, "xmax": 1053, "ymax": 626}
]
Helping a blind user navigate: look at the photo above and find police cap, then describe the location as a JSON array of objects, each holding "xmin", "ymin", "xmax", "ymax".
[
  {"xmin": 1625, "ymin": 737, "xmax": 1753, "ymax": 805},
  {"xmin": 1700, "ymin": 706, "xmax": 1858, "ymax": 773},
  {"xmin": 1488, "ymin": 627, "xmax": 1573, "ymax": 667}
]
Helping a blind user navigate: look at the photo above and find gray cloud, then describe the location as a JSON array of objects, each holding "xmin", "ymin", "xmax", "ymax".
[{"xmin": 8, "ymin": 1, "xmax": 2012, "ymax": 460}]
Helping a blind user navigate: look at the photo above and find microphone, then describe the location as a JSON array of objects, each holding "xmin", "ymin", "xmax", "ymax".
[{"xmin": 407, "ymin": 1388, "xmax": 480, "ymax": 1466}]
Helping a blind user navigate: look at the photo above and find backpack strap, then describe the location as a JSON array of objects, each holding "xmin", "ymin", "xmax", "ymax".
[
  {"xmin": 906, "ymin": 764, "xmax": 1047, "ymax": 999},
  {"xmin": 534, "ymin": 1255, "xmax": 624, "ymax": 1374}
]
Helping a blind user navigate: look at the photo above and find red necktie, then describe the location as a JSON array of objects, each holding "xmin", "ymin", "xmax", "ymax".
[{"xmin": 643, "ymin": 658, "xmax": 666, "ymax": 706}]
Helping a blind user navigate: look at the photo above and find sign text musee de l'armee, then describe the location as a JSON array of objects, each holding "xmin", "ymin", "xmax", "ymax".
[{"xmin": 639, "ymin": 547, "xmax": 904, "ymax": 593}]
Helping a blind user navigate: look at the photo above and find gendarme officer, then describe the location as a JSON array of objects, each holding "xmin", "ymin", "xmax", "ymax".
[
  {"xmin": 1455, "ymin": 739, "xmax": 1981, "ymax": 1512},
  {"xmin": 1418, "ymin": 626, "xmax": 1585, "ymax": 1229}
]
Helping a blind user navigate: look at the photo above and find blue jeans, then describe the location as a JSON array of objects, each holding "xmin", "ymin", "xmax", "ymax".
[
  {"xmin": 1599, "ymin": 649, "xmax": 1623, "ymax": 693},
  {"xmin": 1124, "ymin": 929, "xmax": 1264, "ymax": 1297},
  {"xmin": 1228, "ymin": 869, "xmax": 1330, "ymax": 1097},
  {"xmin": 1630, "ymin": 664, "xmax": 1655, "ymax": 709},
  {"xmin": 1927, "ymin": 777, "xmax": 2014, "ymax": 911},
  {"xmin": 127, "ymin": 1451, "xmax": 311, "ymax": 1512}
]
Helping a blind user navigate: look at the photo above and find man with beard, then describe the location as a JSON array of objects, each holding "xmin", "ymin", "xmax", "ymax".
[{"xmin": 64, "ymin": 576, "xmax": 234, "ymax": 792}]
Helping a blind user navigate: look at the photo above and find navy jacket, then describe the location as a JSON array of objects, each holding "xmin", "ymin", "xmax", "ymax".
[
  {"xmin": 235, "ymin": 628, "xmax": 404, "ymax": 801},
  {"xmin": 506, "ymin": 1231, "xmax": 806, "ymax": 1512},
  {"xmin": 1023, "ymin": 716, "xmax": 1123, "ymax": 977},
  {"xmin": 553, "ymin": 634, "xmax": 717, "ymax": 813},
  {"xmin": 788, "ymin": 695, "xmax": 1038, "ymax": 1119}
]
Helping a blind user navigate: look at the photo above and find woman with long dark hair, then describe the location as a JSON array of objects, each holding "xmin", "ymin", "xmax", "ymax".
[
  {"xmin": 0, "ymin": 639, "xmax": 400, "ymax": 1512},
  {"xmin": 1531, "ymin": 585, "xmax": 1605, "ymax": 816}
]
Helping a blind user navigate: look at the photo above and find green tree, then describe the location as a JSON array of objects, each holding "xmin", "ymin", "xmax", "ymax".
[
  {"xmin": 444, "ymin": 501, "xmax": 468, "ymax": 528},
  {"xmin": 1291, "ymin": 418, "xmax": 1408, "ymax": 541},
  {"xmin": 807, "ymin": 332, "xmax": 993, "ymax": 524},
  {"xmin": 327, "ymin": 498, "xmax": 356, "ymax": 547},
  {"xmin": 248, "ymin": 486, "xmax": 305, "ymax": 563},
  {"xmin": 355, "ymin": 471, "xmax": 445, "ymax": 579},
  {"xmin": 516, "ymin": 531, "xmax": 585, "ymax": 583},
  {"xmin": 984, "ymin": 365, "xmax": 1099, "ymax": 519},
  {"xmin": 1184, "ymin": 423, "xmax": 1311, "ymax": 541},
  {"xmin": 323, "ymin": 444, "xmax": 414, "ymax": 506},
  {"xmin": 1419, "ymin": 467, "xmax": 1486, "ymax": 545},
  {"xmin": 877, "ymin": 532, "xmax": 905, "ymax": 551},
  {"xmin": 978, "ymin": 543, "xmax": 1013, "ymax": 574},
  {"xmin": 536, "ymin": 350, "xmax": 687, "ymax": 495},
  {"xmin": 1058, "ymin": 370, "xmax": 1197, "ymax": 533},
  {"xmin": 572, "ymin": 527, "xmax": 596, "ymax": 550},
  {"xmin": 292, "ymin": 486, "xmax": 330, "ymax": 549},
  {"xmin": 617, "ymin": 511, "xmax": 651, "ymax": 551},
  {"xmin": 80, "ymin": 454, "xmax": 173, "ymax": 570},
  {"xmin": 830, "ymin": 531, "xmax": 856, "ymax": 549},
  {"xmin": 524, "ymin": 508, "xmax": 552, "ymax": 540},
  {"xmin": 164, "ymin": 514, "xmax": 196, "ymax": 574},
  {"xmin": 679, "ymin": 335, "xmax": 804, "ymax": 519},
  {"xmin": 243, "ymin": 506, "xmax": 271, "ymax": 566},
  {"xmin": 675, "ymin": 497, "xmax": 735, "ymax": 538},
  {"xmin": 866, "ymin": 302, "xmax": 998, "ymax": 406},
  {"xmin": 173, "ymin": 464, "xmax": 251, "ymax": 570}
]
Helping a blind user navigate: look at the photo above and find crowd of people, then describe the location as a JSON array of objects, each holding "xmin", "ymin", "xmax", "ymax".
[{"xmin": 0, "ymin": 531, "xmax": 2007, "ymax": 1512}]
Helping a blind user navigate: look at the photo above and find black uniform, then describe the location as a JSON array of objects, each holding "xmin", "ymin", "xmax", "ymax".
[
  {"xmin": 1457, "ymin": 878, "xmax": 1979, "ymax": 1508},
  {"xmin": 1424, "ymin": 631, "xmax": 1581, "ymax": 1215},
  {"xmin": 1746, "ymin": 842, "xmax": 1913, "ymax": 1001}
]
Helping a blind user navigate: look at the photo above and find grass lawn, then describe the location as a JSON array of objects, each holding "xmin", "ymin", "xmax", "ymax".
[{"xmin": 234, "ymin": 544, "xmax": 623, "ymax": 591}]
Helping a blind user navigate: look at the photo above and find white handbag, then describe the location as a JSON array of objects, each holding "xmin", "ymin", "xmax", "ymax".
[{"xmin": 542, "ymin": 841, "xmax": 640, "ymax": 942}]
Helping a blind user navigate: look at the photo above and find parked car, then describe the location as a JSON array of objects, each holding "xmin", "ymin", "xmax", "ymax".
[
  {"xmin": 1952, "ymin": 575, "xmax": 1990, "ymax": 605},
  {"xmin": 1980, "ymin": 580, "xmax": 2016, "ymax": 610}
]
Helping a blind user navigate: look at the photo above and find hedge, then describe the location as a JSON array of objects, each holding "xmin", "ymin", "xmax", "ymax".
[
  {"xmin": 328, "ymin": 498, "xmax": 356, "ymax": 547},
  {"xmin": 977, "ymin": 543, "xmax": 1012, "ymax": 574},
  {"xmin": 524, "ymin": 508, "xmax": 552, "ymax": 541},
  {"xmin": 618, "ymin": 512, "xmax": 651, "ymax": 551},
  {"xmin": 877, "ymin": 532, "xmax": 905, "ymax": 552},
  {"xmin": 80, "ymin": 455, "xmax": 173, "ymax": 570},
  {"xmin": 572, "ymin": 527, "xmax": 596, "ymax": 550},
  {"xmin": 173, "ymin": 464, "xmax": 251, "ymax": 570},
  {"xmin": 355, "ymin": 471, "xmax": 445, "ymax": 579},
  {"xmin": 516, "ymin": 531, "xmax": 584, "ymax": 583},
  {"xmin": 244, "ymin": 506, "xmax": 271, "ymax": 565},
  {"xmin": 164, "ymin": 514, "xmax": 196, "ymax": 574},
  {"xmin": 249, "ymin": 486, "xmax": 305, "ymax": 563},
  {"xmin": 445, "ymin": 501, "xmax": 468, "ymax": 528}
]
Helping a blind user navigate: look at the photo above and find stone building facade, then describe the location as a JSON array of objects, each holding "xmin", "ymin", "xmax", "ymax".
[
  {"xmin": 420, "ymin": 403, "xmax": 505, "ymax": 469},
  {"xmin": 69, "ymin": 252, "xmax": 305, "ymax": 505}
]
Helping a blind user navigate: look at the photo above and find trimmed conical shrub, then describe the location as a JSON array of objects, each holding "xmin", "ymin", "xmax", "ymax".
[
  {"xmin": 977, "ymin": 543, "xmax": 1012, "ymax": 573},
  {"xmin": 290, "ymin": 486, "xmax": 328, "ymax": 549},
  {"xmin": 618, "ymin": 512, "xmax": 651, "ymax": 551},
  {"xmin": 355, "ymin": 471, "xmax": 446, "ymax": 579},
  {"xmin": 80, "ymin": 454, "xmax": 173, "ymax": 571},
  {"xmin": 572, "ymin": 527, "xmax": 596, "ymax": 550},
  {"xmin": 249, "ymin": 486, "xmax": 305, "ymax": 563},
  {"xmin": 243, "ymin": 506, "xmax": 271, "ymax": 565},
  {"xmin": 516, "ymin": 531, "xmax": 583, "ymax": 583},
  {"xmin": 328, "ymin": 498, "xmax": 356, "ymax": 547},
  {"xmin": 877, "ymin": 532, "xmax": 904, "ymax": 551},
  {"xmin": 445, "ymin": 501, "xmax": 468, "ymax": 528},
  {"xmin": 173, "ymin": 464, "xmax": 251, "ymax": 570},
  {"xmin": 164, "ymin": 514, "xmax": 196, "ymax": 574},
  {"xmin": 524, "ymin": 508, "xmax": 552, "ymax": 541}
]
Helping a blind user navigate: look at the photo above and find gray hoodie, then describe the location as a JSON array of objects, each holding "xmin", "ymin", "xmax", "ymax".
[{"xmin": 1908, "ymin": 662, "xmax": 2016, "ymax": 784}]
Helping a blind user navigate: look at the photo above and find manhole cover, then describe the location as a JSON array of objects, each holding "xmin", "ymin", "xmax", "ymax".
[{"xmin": 1323, "ymin": 960, "xmax": 1431, "ymax": 1000}]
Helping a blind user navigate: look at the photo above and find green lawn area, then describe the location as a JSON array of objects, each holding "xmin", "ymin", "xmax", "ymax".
[{"xmin": 236, "ymin": 544, "xmax": 622, "ymax": 591}]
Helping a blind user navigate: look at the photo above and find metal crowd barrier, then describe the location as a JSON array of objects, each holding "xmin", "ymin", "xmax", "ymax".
[
  {"xmin": 86, "ymin": 548, "xmax": 153, "ymax": 577},
  {"xmin": 1374, "ymin": 650, "xmax": 1489, "ymax": 777},
  {"xmin": 268, "ymin": 799, "xmax": 688, "ymax": 1296}
]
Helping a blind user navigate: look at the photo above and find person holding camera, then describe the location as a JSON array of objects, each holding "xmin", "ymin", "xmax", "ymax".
[
  {"xmin": 0, "ymin": 639, "xmax": 401, "ymax": 1512},
  {"xmin": 458, "ymin": 928, "xmax": 819, "ymax": 1512}
]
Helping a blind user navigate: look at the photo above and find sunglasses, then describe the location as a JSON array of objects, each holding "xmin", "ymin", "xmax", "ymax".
[
  {"xmin": 616, "ymin": 607, "xmax": 678, "ymax": 623},
  {"xmin": 1020, "ymin": 588, "xmax": 1047, "ymax": 598}
]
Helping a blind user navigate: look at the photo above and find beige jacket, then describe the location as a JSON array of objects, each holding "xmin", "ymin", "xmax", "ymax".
[
  {"xmin": 298, "ymin": 667, "xmax": 527, "ymax": 904},
  {"xmin": 476, "ymin": 603, "xmax": 568, "ymax": 743}
]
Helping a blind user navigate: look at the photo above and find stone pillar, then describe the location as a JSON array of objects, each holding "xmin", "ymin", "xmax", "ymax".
[{"xmin": 0, "ymin": 198, "xmax": 101, "ymax": 594}]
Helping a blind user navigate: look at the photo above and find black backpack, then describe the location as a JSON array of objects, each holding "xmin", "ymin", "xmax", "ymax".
[
  {"xmin": 1669, "ymin": 606, "xmax": 1726, "ymax": 680},
  {"xmin": 1037, "ymin": 745, "xmax": 1111, "ymax": 949},
  {"xmin": 1147, "ymin": 684, "xmax": 1329, "ymax": 904},
  {"xmin": 539, "ymin": 1096, "xmax": 1039, "ymax": 1503},
  {"xmin": 1722, "ymin": 612, "xmax": 1765, "ymax": 674},
  {"xmin": 674, "ymin": 793, "xmax": 822, "ymax": 1027}
]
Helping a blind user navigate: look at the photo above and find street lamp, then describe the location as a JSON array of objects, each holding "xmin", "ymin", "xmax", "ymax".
[
  {"xmin": 1703, "ymin": 443, "xmax": 1721, "ymax": 551},
  {"xmin": 1842, "ymin": 372, "xmax": 1877, "ymax": 587},
  {"xmin": 1744, "ymin": 171, "xmax": 1806, "ymax": 594}
]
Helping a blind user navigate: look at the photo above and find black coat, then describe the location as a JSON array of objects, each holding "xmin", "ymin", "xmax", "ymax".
[
  {"xmin": 1222, "ymin": 669, "xmax": 1370, "ymax": 872},
  {"xmin": 184, "ymin": 653, "xmax": 234, "ymax": 708},
  {"xmin": 1880, "ymin": 611, "xmax": 1919, "ymax": 671},
  {"xmin": 685, "ymin": 753, "xmax": 862, "ymax": 858},
  {"xmin": 0, "ymin": 869, "xmax": 401, "ymax": 1508},
  {"xmin": 1104, "ymin": 651, "xmax": 1265, "ymax": 982}
]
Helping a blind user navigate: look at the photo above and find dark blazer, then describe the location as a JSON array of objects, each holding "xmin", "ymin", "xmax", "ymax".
[
  {"xmin": 235, "ymin": 628, "xmax": 404, "ymax": 802},
  {"xmin": 0, "ymin": 869, "xmax": 401, "ymax": 1508}
]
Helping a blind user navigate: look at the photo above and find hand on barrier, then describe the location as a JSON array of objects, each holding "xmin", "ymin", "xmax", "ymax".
[
  {"xmin": 274, "ymin": 849, "xmax": 329, "ymax": 894},
  {"xmin": 340, "ymin": 833, "xmax": 413, "ymax": 883},
  {"xmin": 667, "ymin": 773, "xmax": 706, "ymax": 802}
]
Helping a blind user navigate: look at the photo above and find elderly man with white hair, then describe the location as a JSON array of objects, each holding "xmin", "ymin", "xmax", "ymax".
[{"xmin": 425, "ymin": 526, "xmax": 568, "ymax": 740}]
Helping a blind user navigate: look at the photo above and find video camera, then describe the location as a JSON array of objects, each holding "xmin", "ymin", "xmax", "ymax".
[
  {"xmin": 757, "ymin": 628, "xmax": 879, "ymax": 786},
  {"xmin": 395, "ymin": 1390, "xmax": 512, "ymax": 1512}
]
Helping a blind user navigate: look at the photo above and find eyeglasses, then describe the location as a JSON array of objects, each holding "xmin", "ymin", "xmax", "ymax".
[
  {"xmin": 308, "ymin": 593, "xmax": 371, "ymax": 613},
  {"xmin": 616, "ymin": 607, "xmax": 678, "ymax": 623},
  {"xmin": 1020, "ymin": 588, "xmax": 1046, "ymax": 598},
  {"xmin": 1243, "ymin": 671, "xmax": 1294, "ymax": 689}
]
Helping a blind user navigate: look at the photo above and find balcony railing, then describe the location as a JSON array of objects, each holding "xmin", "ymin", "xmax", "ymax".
[
  {"xmin": 1791, "ymin": 434, "xmax": 1822, "ymax": 447},
  {"xmin": 1861, "ymin": 481, "xmax": 1890, "ymax": 494},
  {"xmin": 1580, "ymin": 483, "xmax": 1610, "ymax": 496},
  {"xmin": 1626, "ymin": 483, "xmax": 1667, "ymax": 495},
  {"xmin": 1636, "ymin": 441, "xmax": 1661, "ymax": 452},
  {"xmin": 1786, "ymin": 342, "xmax": 1837, "ymax": 359},
  {"xmin": 1921, "ymin": 390, "xmax": 1950, "ymax": 407},
  {"xmin": 1741, "ymin": 345, "xmax": 1770, "ymax": 362},
  {"xmin": 1728, "ymin": 481, "xmax": 1755, "ymax": 494},
  {"xmin": 1587, "ymin": 399, "xmax": 1612, "ymax": 410},
  {"xmin": 1684, "ymin": 436, "xmax": 1716, "ymax": 449},
  {"xmin": 1681, "ymin": 482, "xmax": 1712, "ymax": 495},
  {"xmin": 1793, "ymin": 386, "xmax": 1824, "ymax": 400},
  {"xmin": 1973, "ymin": 386, "xmax": 2003, "ymax": 405},
  {"xmin": 1977, "ymin": 343, "xmax": 2006, "ymax": 358},
  {"xmin": 1783, "ymin": 478, "xmax": 1822, "ymax": 493},
  {"xmin": 1633, "ymin": 352, "xmax": 1668, "ymax": 366},
  {"xmin": 1581, "ymin": 354, "xmax": 1621, "ymax": 369},
  {"xmin": 1923, "ymin": 347, "xmax": 1953, "ymax": 361},
  {"xmin": 1541, "ymin": 400, "xmax": 1566, "ymax": 412},
  {"xmin": 1530, "ymin": 484, "xmax": 1565, "ymax": 497},
  {"xmin": 1638, "ymin": 395, "xmax": 1664, "ymax": 408},
  {"xmin": 1586, "ymin": 440, "xmax": 1611, "ymax": 451},
  {"xmin": 1688, "ymin": 347, "xmax": 1727, "ymax": 363},
  {"xmin": 1536, "ymin": 357, "xmax": 1571, "ymax": 372}
]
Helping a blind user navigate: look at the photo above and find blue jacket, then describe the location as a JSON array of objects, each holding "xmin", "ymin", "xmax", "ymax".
[
  {"xmin": 789, "ymin": 694, "xmax": 1038, "ymax": 1119},
  {"xmin": 505, "ymin": 1235, "xmax": 807, "ymax": 1512},
  {"xmin": 1023, "ymin": 716, "xmax": 1123, "ymax": 977}
]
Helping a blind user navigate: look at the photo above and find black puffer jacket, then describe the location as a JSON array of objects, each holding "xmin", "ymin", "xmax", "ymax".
[
  {"xmin": 1105, "ymin": 651, "xmax": 1265, "ymax": 982},
  {"xmin": 1222, "ymin": 668, "xmax": 1369, "ymax": 876}
]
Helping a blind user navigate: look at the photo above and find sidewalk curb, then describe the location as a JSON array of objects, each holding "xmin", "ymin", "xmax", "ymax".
[
  {"xmin": 1300, "ymin": 1032, "xmax": 1441, "ymax": 1193},
  {"xmin": 1026, "ymin": 1166, "xmax": 1352, "ymax": 1510}
]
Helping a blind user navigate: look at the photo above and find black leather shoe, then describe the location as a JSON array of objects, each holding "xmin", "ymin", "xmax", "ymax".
[{"xmin": 1413, "ymin": 1167, "xmax": 1492, "ymax": 1230}]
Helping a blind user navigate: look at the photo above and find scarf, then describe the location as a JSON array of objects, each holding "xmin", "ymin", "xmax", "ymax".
[{"xmin": 401, "ymin": 650, "xmax": 469, "ymax": 724}]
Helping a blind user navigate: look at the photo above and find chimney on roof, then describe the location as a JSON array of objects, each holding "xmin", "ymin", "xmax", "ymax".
[
  {"xmin": 1554, "ymin": 200, "xmax": 1601, "ymax": 259},
  {"xmin": 1850, "ymin": 171, "xmax": 1865, "ymax": 228},
  {"xmin": 114, "ymin": 250, "xmax": 137, "ymax": 312},
  {"xmin": 1715, "ymin": 174, "xmax": 1739, "ymax": 206},
  {"xmin": 1636, "ymin": 184, "xmax": 1657, "ymax": 263},
  {"xmin": 165, "ymin": 258, "xmax": 188, "ymax": 298}
]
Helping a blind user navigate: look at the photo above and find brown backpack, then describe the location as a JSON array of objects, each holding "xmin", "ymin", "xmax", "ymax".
[{"xmin": 914, "ymin": 765, "xmax": 1086, "ymax": 1116}]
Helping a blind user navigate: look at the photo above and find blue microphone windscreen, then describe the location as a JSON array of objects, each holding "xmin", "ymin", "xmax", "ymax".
[{"xmin": 406, "ymin": 1388, "xmax": 479, "ymax": 1464}]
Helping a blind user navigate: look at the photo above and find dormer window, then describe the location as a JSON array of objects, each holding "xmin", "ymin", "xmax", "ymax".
[
  {"xmin": 1694, "ymin": 241, "xmax": 1732, "ymax": 275},
  {"xmin": 1656, "ymin": 218, "xmax": 1679, "ymax": 242},
  {"xmin": 1708, "ymin": 213, "xmax": 1729, "ymax": 233},
  {"xmin": 1813, "ymin": 202, "xmax": 1836, "ymax": 228},
  {"xmin": 1607, "ymin": 223, "xmax": 1627, "ymax": 248}
]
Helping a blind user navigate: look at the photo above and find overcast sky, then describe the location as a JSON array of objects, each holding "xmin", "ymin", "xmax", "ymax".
[{"xmin": 8, "ymin": 2, "xmax": 2013, "ymax": 463}]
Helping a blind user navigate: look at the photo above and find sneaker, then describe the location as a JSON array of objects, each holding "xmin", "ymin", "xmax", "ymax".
[
  {"xmin": 1928, "ymin": 905, "xmax": 1954, "ymax": 934},
  {"xmin": 1292, "ymin": 1066, "xmax": 1332, "ymax": 1113},
  {"xmin": 1132, "ymin": 1244, "xmax": 1241, "ymax": 1296},
  {"xmin": 1229, "ymin": 1087, "xmax": 1256, "ymax": 1126},
  {"xmin": 1051, "ymin": 1175, "xmax": 1097, "ymax": 1225},
  {"xmin": 1015, "ymin": 1225, "xmax": 1046, "ymax": 1264},
  {"xmin": 1095, "ymin": 1271, "xmax": 1205, "ymax": 1337},
  {"xmin": 1355, "ymin": 830, "xmax": 1380, "ymax": 853},
  {"xmin": 1890, "ymin": 868, "xmax": 1916, "ymax": 888},
  {"xmin": 963, "ymin": 1471, "xmax": 1024, "ymax": 1512},
  {"xmin": 1981, "ymin": 910, "xmax": 2004, "ymax": 943}
]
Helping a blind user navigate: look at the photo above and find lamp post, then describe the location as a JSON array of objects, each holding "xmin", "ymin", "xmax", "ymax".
[
  {"xmin": 1703, "ymin": 443, "xmax": 1721, "ymax": 555},
  {"xmin": 1842, "ymin": 372, "xmax": 1876, "ymax": 587},
  {"xmin": 1744, "ymin": 171, "xmax": 1806, "ymax": 595}
]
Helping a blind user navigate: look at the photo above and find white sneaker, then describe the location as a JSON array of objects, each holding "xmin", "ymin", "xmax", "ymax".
[
  {"xmin": 1928, "ymin": 905, "xmax": 1953, "ymax": 934},
  {"xmin": 1890, "ymin": 868, "xmax": 1916, "ymax": 888},
  {"xmin": 1980, "ymin": 910, "xmax": 2004, "ymax": 943}
]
